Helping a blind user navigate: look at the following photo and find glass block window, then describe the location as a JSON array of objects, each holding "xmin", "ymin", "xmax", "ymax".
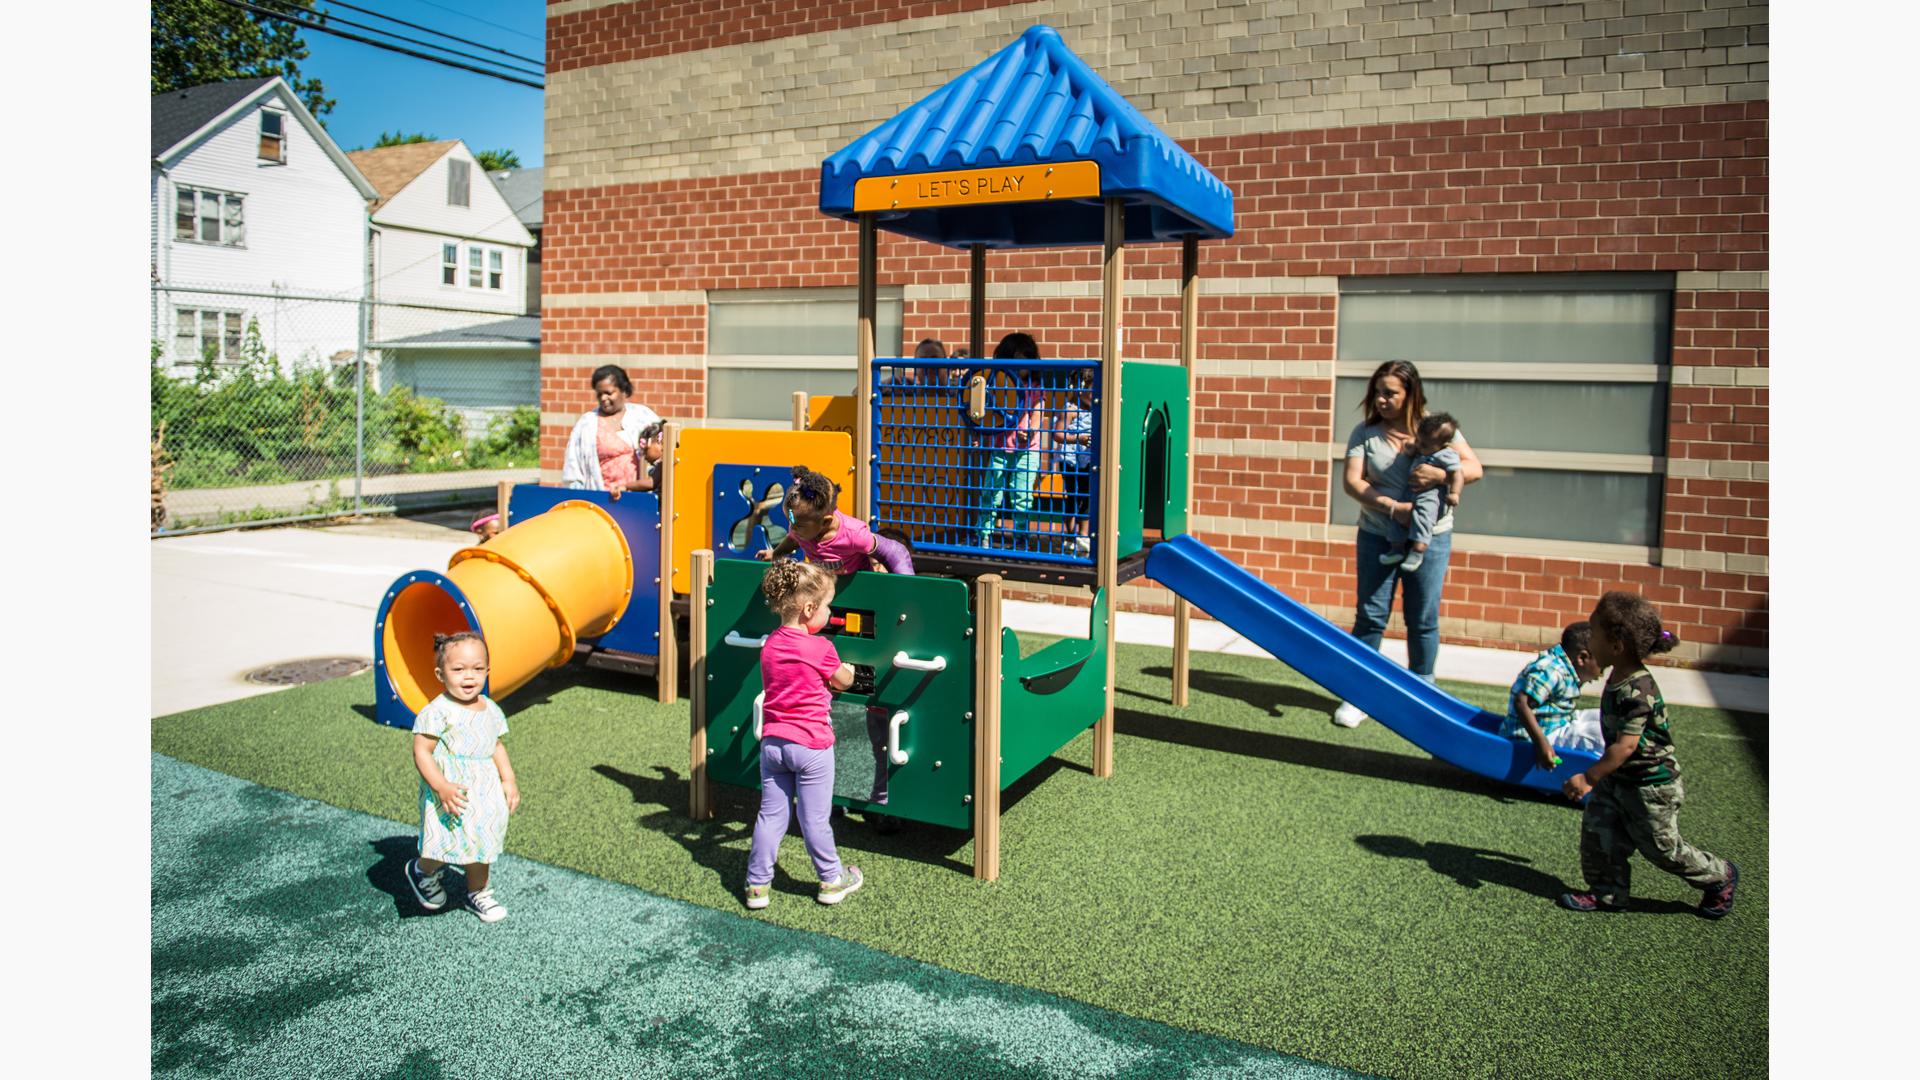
[
  {"xmin": 1334, "ymin": 273, "xmax": 1672, "ymax": 550},
  {"xmin": 706, "ymin": 288, "xmax": 904, "ymax": 423}
]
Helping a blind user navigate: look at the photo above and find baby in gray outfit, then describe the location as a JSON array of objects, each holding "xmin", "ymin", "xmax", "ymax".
[{"xmin": 1381, "ymin": 412, "xmax": 1464, "ymax": 574}]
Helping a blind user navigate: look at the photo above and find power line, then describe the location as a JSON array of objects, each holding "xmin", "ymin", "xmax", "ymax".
[
  {"xmin": 314, "ymin": 0, "xmax": 544, "ymax": 69},
  {"xmin": 266, "ymin": 1, "xmax": 544, "ymax": 80},
  {"xmin": 410, "ymin": 0, "xmax": 545, "ymax": 47},
  {"xmin": 215, "ymin": 0, "xmax": 543, "ymax": 90}
]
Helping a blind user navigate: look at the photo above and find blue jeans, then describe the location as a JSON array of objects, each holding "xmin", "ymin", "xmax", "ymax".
[{"xmin": 1352, "ymin": 527, "xmax": 1452, "ymax": 678}]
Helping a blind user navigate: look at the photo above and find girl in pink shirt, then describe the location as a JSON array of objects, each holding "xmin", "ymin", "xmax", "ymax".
[
  {"xmin": 744, "ymin": 560, "xmax": 866, "ymax": 910},
  {"xmin": 758, "ymin": 466, "xmax": 914, "ymax": 575}
]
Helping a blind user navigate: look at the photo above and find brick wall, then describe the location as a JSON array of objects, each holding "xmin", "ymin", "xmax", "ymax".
[{"xmin": 542, "ymin": 2, "xmax": 1769, "ymax": 670}]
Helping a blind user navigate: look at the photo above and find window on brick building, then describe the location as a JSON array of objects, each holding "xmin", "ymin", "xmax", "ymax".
[
  {"xmin": 1331, "ymin": 273, "xmax": 1671, "ymax": 556},
  {"xmin": 706, "ymin": 288, "xmax": 904, "ymax": 425}
]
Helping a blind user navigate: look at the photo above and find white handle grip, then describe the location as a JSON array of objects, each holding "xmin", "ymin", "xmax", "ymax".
[
  {"xmin": 887, "ymin": 710, "xmax": 910, "ymax": 766},
  {"xmin": 752, "ymin": 692, "xmax": 764, "ymax": 742},
  {"xmin": 892, "ymin": 651, "xmax": 947, "ymax": 673},
  {"xmin": 726, "ymin": 631, "xmax": 769, "ymax": 649}
]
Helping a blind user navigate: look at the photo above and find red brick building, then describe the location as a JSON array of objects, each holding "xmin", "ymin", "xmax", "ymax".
[{"xmin": 541, "ymin": 0, "xmax": 1768, "ymax": 671}]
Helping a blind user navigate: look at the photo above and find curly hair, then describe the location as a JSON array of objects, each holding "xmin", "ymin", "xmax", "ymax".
[
  {"xmin": 433, "ymin": 630, "xmax": 488, "ymax": 666},
  {"xmin": 785, "ymin": 465, "xmax": 838, "ymax": 522},
  {"xmin": 1416, "ymin": 411, "xmax": 1458, "ymax": 449},
  {"xmin": 1590, "ymin": 591, "xmax": 1679, "ymax": 661},
  {"xmin": 1559, "ymin": 620, "xmax": 1592, "ymax": 657},
  {"xmin": 761, "ymin": 559, "xmax": 834, "ymax": 619}
]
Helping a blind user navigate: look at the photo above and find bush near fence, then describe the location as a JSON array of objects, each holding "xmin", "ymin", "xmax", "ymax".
[{"xmin": 150, "ymin": 319, "xmax": 538, "ymax": 493}]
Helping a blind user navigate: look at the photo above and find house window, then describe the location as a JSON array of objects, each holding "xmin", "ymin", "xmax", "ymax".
[
  {"xmin": 706, "ymin": 288, "xmax": 905, "ymax": 424},
  {"xmin": 488, "ymin": 250, "xmax": 504, "ymax": 290},
  {"xmin": 448, "ymin": 158, "xmax": 470, "ymax": 207},
  {"xmin": 442, "ymin": 243, "xmax": 458, "ymax": 286},
  {"xmin": 174, "ymin": 308, "xmax": 246, "ymax": 363},
  {"xmin": 467, "ymin": 246, "xmax": 484, "ymax": 287},
  {"xmin": 174, "ymin": 186, "xmax": 245, "ymax": 246},
  {"xmin": 1331, "ymin": 273, "xmax": 1672, "ymax": 551},
  {"xmin": 258, "ymin": 111, "xmax": 286, "ymax": 162}
]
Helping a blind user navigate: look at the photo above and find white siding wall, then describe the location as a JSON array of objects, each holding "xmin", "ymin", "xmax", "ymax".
[
  {"xmin": 373, "ymin": 143, "xmax": 534, "ymax": 247},
  {"xmin": 373, "ymin": 226, "xmax": 528, "ymax": 327},
  {"xmin": 153, "ymin": 88, "xmax": 366, "ymax": 370}
]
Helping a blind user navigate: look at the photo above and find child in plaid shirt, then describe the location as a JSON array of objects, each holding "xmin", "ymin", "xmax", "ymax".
[{"xmin": 1501, "ymin": 621, "xmax": 1606, "ymax": 771}]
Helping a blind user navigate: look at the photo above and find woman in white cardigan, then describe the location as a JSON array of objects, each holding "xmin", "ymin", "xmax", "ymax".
[{"xmin": 561, "ymin": 365, "xmax": 662, "ymax": 498}]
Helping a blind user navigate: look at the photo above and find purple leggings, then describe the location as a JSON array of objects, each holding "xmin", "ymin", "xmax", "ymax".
[{"xmin": 746, "ymin": 736, "xmax": 842, "ymax": 886}]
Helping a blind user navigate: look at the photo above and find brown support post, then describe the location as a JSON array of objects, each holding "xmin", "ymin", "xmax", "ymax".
[
  {"xmin": 969, "ymin": 244, "xmax": 987, "ymax": 359},
  {"xmin": 656, "ymin": 421, "xmax": 679, "ymax": 704},
  {"xmin": 495, "ymin": 479, "xmax": 513, "ymax": 530},
  {"xmin": 1093, "ymin": 199, "xmax": 1125, "ymax": 779},
  {"xmin": 855, "ymin": 215, "xmax": 877, "ymax": 520},
  {"xmin": 972, "ymin": 573, "xmax": 1004, "ymax": 881},
  {"xmin": 1173, "ymin": 236, "xmax": 1199, "ymax": 707},
  {"xmin": 688, "ymin": 548, "xmax": 713, "ymax": 818},
  {"xmin": 791, "ymin": 390, "xmax": 809, "ymax": 432}
]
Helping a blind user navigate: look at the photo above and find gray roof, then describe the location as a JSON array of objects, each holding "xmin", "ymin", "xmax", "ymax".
[
  {"xmin": 152, "ymin": 77, "xmax": 276, "ymax": 159},
  {"xmin": 373, "ymin": 316, "xmax": 540, "ymax": 348},
  {"xmin": 487, "ymin": 168, "xmax": 544, "ymax": 229}
]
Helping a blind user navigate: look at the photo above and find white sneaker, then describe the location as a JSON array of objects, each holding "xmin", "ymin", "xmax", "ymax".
[
  {"xmin": 465, "ymin": 888, "xmax": 508, "ymax": 923},
  {"xmin": 1332, "ymin": 702, "xmax": 1369, "ymax": 728},
  {"xmin": 1073, "ymin": 535, "xmax": 1091, "ymax": 557}
]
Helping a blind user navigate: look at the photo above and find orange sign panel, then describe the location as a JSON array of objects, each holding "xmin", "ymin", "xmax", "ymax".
[{"xmin": 853, "ymin": 161, "xmax": 1100, "ymax": 213}]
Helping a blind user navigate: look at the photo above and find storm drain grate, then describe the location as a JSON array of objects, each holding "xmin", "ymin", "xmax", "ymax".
[{"xmin": 244, "ymin": 657, "xmax": 372, "ymax": 686}]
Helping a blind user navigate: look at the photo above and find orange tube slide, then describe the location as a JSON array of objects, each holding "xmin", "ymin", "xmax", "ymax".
[{"xmin": 380, "ymin": 500, "xmax": 633, "ymax": 713}]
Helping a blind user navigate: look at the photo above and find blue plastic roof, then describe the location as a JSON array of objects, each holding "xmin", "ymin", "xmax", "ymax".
[{"xmin": 820, "ymin": 25, "xmax": 1233, "ymax": 249}]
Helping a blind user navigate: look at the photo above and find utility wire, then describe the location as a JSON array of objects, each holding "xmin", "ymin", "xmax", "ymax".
[
  {"xmin": 314, "ymin": 0, "xmax": 544, "ymax": 69},
  {"xmin": 257, "ymin": 0, "xmax": 541, "ymax": 79},
  {"xmin": 409, "ymin": 0, "xmax": 544, "ymax": 47},
  {"xmin": 214, "ymin": 0, "xmax": 544, "ymax": 89}
]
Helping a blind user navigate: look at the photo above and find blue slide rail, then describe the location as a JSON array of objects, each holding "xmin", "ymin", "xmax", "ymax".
[{"xmin": 1145, "ymin": 534, "xmax": 1598, "ymax": 794}]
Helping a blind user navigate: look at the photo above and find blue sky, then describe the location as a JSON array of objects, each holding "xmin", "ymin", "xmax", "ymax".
[{"xmin": 299, "ymin": 1, "xmax": 546, "ymax": 166}]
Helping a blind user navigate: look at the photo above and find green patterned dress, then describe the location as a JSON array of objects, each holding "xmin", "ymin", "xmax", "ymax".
[{"xmin": 413, "ymin": 695, "xmax": 510, "ymax": 864}]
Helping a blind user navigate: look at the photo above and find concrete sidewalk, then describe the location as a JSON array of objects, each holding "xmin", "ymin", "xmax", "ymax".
[
  {"xmin": 151, "ymin": 517, "xmax": 1767, "ymax": 717},
  {"xmin": 161, "ymin": 466, "xmax": 535, "ymax": 522}
]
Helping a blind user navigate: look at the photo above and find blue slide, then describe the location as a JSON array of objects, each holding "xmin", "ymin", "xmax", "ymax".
[{"xmin": 1145, "ymin": 534, "xmax": 1598, "ymax": 794}]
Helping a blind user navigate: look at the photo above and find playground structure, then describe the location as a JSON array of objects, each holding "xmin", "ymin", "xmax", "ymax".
[{"xmin": 375, "ymin": 24, "xmax": 1601, "ymax": 883}]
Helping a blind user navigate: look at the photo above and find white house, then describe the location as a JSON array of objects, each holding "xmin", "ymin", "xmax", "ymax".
[
  {"xmin": 151, "ymin": 77, "xmax": 377, "ymax": 371},
  {"xmin": 349, "ymin": 140, "xmax": 539, "ymax": 432}
]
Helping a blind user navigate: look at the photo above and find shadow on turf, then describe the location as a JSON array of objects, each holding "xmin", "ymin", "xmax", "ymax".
[
  {"xmin": 1127, "ymin": 665, "xmax": 1336, "ymax": 717},
  {"xmin": 589, "ymin": 757, "xmax": 1083, "ymax": 884},
  {"xmin": 365, "ymin": 835, "xmax": 468, "ymax": 919},
  {"xmin": 1112, "ymin": 704, "xmax": 1540, "ymax": 803},
  {"xmin": 1353, "ymin": 834, "xmax": 1697, "ymax": 913}
]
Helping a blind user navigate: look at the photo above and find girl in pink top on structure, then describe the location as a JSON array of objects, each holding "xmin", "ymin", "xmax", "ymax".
[
  {"xmin": 758, "ymin": 466, "xmax": 915, "ymax": 575},
  {"xmin": 744, "ymin": 560, "xmax": 866, "ymax": 910}
]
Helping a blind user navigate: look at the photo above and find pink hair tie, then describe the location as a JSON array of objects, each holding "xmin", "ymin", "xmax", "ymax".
[{"xmin": 471, "ymin": 512, "xmax": 500, "ymax": 532}]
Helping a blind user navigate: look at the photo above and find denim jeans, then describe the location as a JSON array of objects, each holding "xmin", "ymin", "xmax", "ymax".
[{"xmin": 1352, "ymin": 526, "xmax": 1452, "ymax": 677}]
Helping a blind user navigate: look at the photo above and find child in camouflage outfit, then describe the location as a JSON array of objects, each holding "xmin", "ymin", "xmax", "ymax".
[{"xmin": 1559, "ymin": 591, "xmax": 1739, "ymax": 919}]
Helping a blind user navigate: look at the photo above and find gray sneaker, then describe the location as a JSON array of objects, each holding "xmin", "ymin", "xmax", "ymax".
[
  {"xmin": 817, "ymin": 866, "xmax": 864, "ymax": 906},
  {"xmin": 465, "ymin": 888, "xmax": 509, "ymax": 923},
  {"xmin": 405, "ymin": 859, "xmax": 447, "ymax": 911}
]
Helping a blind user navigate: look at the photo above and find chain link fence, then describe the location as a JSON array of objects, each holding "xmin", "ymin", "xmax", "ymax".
[{"xmin": 150, "ymin": 282, "xmax": 540, "ymax": 533}]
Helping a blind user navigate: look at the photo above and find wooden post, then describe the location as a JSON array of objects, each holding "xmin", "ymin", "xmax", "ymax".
[
  {"xmin": 1173, "ymin": 236, "xmax": 1199, "ymax": 707},
  {"xmin": 495, "ymin": 479, "xmax": 513, "ymax": 530},
  {"xmin": 790, "ymin": 390, "xmax": 809, "ymax": 432},
  {"xmin": 969, "ymin": 244, "xmax": 987, "ymax": 359},
  {"xmin": 855, "ymin": 215, "xmax": 877, "ymax": 520},
  {"xmin": 1093, "ymin": 199, "xmax": 1125, "ymax": 780},
  {"xmin": 656, "ymin": 421, "xmax": 679, "ymax": 704},
  {"xmin": 973, "ymin": 573, "xmax": 1003, "ymax": 881},
  {"xmin": 688, "ymin": 548, "xmax": 713, "ymax": 819}
]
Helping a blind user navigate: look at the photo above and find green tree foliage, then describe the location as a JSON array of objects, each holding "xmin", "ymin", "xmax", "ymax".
[
  {"xmin": 151, "ymin": 322, "xmax": 539, "ymax": 489},
  {"xmin": 475, "ymin": 149, "xmax": 521, "ymax": 172},
  {"xmin": 371, "ymin": 131, "xmax": 439, "ymax": 147},
  {"xmin": 151, "ymin": 0, "xmax": 334, "ymax": 121}
]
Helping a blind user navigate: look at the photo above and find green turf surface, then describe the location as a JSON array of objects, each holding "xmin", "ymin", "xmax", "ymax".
[
  {"xmin": 153, "ymin": 753, "xmax": 1352, "ymax": 1079},
  {"xmin": 152, "ymin": 645, "xmax": 1768, "ymax": 1078}
]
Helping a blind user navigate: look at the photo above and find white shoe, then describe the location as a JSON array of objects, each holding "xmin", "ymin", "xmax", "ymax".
[
  {"xmin": 465, "ymin": 888, "xmax": 508, "ymax": 923},
  {"xmin": 1332, "ymin": 702, "xmax": 1368, "ymax": 728}
]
